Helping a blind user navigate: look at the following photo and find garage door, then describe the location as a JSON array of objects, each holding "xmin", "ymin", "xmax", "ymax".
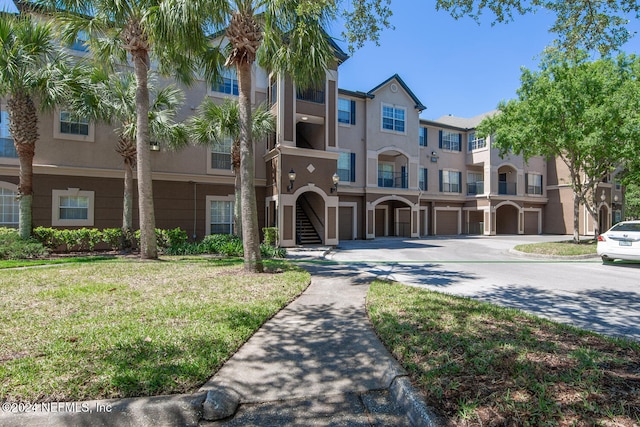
[
  {"xmin": 436, "ymin": 211, "xmax": 458, "ymax": 235},
  {"xmin": 339, "ymin": 206, "xmax": 354, "ymax": 240},
  {"xmin": 524, "ymin": 211, "xmax": 539, "ymax": 234}
]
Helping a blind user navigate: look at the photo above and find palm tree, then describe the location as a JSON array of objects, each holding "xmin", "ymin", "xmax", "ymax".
[
  {"xmin": 69, "ymin": 69, "xmax": 186, "ymax": 250},
  {"xmin": 188, "ymin": 98, "xmax": 274, "ymax": 238},
  {"xmin": 48, "ymin": 0, "xmax": 220, "ymax": 259},
  {"xmin": 204, "ymin": 1, "xmax": 340, "ymax": 272},
  {"xmin": 0, "ymin": 13, "xmax": 72, "ymax": 239}
]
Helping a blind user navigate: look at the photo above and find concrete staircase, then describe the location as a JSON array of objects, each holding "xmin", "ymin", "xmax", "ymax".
[{"xmin": 296, "ymin": 203, "xmax": 322, "ymax": 245}]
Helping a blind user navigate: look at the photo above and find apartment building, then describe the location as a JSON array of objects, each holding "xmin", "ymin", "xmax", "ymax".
[{"xmin": 0, "ymin": 14, "xmax": 624, "ymax": 246}]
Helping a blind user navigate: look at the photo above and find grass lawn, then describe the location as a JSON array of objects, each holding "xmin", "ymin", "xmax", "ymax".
[
  {"xmin": 0, "ymin": 257, "xmax": 310, "ymax": 402},
  {"xmin": 514, "ymin": 240, "xmax": 597, "ymax": 256},
  {"xmin": 367, "ymin": 279, "xmax": 640, "ymax": 426}
]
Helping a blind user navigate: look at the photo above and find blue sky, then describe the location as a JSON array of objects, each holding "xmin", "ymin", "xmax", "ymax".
[{"xmin": 333, "ymin": 2, "xmax": 560, "ymax": 120}]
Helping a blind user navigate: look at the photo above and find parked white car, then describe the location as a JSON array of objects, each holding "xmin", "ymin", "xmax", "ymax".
[{"xmin": 597, "ymin": 220, "xmax": 640, "ymax": 262}]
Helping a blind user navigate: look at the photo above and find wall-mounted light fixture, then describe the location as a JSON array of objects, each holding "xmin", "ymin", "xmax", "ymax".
[
  {"xmin": 600, "ymin": 189, "xmax": 606, "ymax": 202},
  {"xmin": 287, "ymin": 169, "xmax": 296, "ymax": 192},
  {"xmin": 330, "ymin": 172, "xmax": 340, "ymax": 193},
  {"xmin": 150, "ymin": 141, "xmax": 160, "ymax": 151},
  {"xmin": 430, "ymin": 151, "xmax": 438, "ymax": 163}
]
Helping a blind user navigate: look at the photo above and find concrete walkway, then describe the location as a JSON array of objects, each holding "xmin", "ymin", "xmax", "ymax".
[
  {"xmin": 0, "ymin": 248, "xmax": 439, "ymax": 427},
  {"xmin": 198, "ymin": 248, "xmax": 439, "ymax": 426}
]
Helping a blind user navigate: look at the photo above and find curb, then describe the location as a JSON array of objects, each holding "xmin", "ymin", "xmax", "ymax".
[
  {"xmin": 0, "ymin": 392, "xmax": 207, "ymax": 427},
  {"xmin": 508, "ymin": 248, "xmax": 599, "ymax": 260},
  {"xmin": 389, "ymin": 376, "xmax": 443, "ymax": 427}
]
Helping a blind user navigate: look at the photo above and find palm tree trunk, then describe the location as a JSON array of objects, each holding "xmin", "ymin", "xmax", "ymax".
[
  {"xmin": 7, "ymin": 93, "xmax": 38, "ymax": 240},
  {"xmin": 234, "ymin": 172, "xmax": 242, "ymax": 237},
  {"xmin": 237, "ymin": 60, "xmax": 262, "ymax": 272},
  {"xmin": 122, "ymin": 158, "xmax": 134, "ymax": 250},
  {"xmin": 133, "ymin": 51, "xmax": 157, "ymax": 259}
]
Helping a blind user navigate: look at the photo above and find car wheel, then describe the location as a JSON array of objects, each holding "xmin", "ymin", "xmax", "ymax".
[{"xmin": 601, "ymin": 255, "xmax": 613, "ymax": 264}]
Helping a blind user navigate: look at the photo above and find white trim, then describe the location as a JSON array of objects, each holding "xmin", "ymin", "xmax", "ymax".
[
  {"xmin": 53, "ymin": 109, "xmax": 95, "ymax": 142},
  {"xmin": 205, "ymin": 194, "xmax": 235, "ymax": 236},
  {"xmin": 433, "ymin": 206, "xmax": 462, "ymax": 235},
  {"xmin": 380, "ymin": 103, "xmax": 407, "ymax": 135},
  {"xmin": 51, "ymin": 188, "xmax": 95, "ymax": 227},
  {"xmin": 0, "ymin": 181, "xmax": 19, "ymax": 228},
  {"xmin": 339, "ymin": 201, "xmax": 358, "ymax": 241}
]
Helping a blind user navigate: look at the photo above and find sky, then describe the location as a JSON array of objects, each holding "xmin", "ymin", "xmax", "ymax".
[{"xmin": 332, "ymin": 2, "xmax": 561, "ymax": 121}]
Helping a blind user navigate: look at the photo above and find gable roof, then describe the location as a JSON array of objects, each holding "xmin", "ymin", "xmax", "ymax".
[
  {"xmin": 431, "ymin": 110, "xmax": 497, "ymax": 130},
  {"xmin": 367, "ymin": 74, "xmax": 426, "ymax": 112}
]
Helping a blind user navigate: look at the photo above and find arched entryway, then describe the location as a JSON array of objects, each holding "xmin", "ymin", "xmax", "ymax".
[
  {"xmin": 496, "ymin": 204, "xmax": 519, "ymax": 234},
  {"xmin": 366, "ymin": 195, "xmax": 419, "ymax": 239},
  {"xmin": 295, "ymin": 191, "xmax": 325, "ymax": 245}
]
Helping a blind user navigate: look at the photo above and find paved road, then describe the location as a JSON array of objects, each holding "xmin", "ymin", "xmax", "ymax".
[{"xmin": 326, "ymin": 236, "xmax": 640, "ymax": 342}]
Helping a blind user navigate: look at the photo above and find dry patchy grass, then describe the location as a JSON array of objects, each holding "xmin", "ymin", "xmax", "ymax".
[
  {"xmin": 0, "ymin": 258, "xmax": 309, "ymax": 402},
  {"xmin": 367, "ymin": 279, "xmax": 640, "ymax": 426}
]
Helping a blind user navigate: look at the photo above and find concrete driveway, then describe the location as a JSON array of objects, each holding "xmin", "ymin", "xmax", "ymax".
[{"xmin": 326, "ymin": 235, "xmax": 640, "ymax": 342}]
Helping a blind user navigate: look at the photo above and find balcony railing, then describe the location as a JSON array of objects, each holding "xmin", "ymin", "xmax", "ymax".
[
  {"xmin": 378, "ymin": 171, "xmax": 408, "ymax": 189},
  {"xmin": 498, "ymin": 182, "xmax": 517, "ymax": 195},
  {"xmin": 467, "ymin": 181, "xmax": 484, "ymax": 195},
  {"xmin": 296, "ymin": 88, "xmax": 325, "ymax": 104},
  {"xmin": 526, "ymin": 185, "xmax": 543, "ymax": 195}
]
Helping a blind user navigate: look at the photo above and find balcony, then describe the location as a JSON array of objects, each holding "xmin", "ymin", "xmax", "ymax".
[
  {"xmin": 378, "ymin": 171, "xmax": 408, "ymax": 189},
  {"xmin": 498, "ymin": 182, "xmax": 517, "ymax": 195},
  {"xmin": 467, "ymin": 181, "xmax": 484, "ymax": 195},
  {"xmin": 296, "ymin": 88, "xmax": 325, "ymax": 104}
]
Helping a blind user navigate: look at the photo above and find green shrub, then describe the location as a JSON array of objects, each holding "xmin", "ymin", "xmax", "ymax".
[
  {"xmin": 262, "ymin": 227, "xmax": 279, "ymax": 247},
  {"xmin": 0, "ymin": 228, "xmax": 47, "ymax": 260},
  {"xmin": 166, "ymin": 227, "xmax": 188, "ymax": 248},
  {"xmin": 260, "ymin": 243, "xmax": 287, "ymax": 258},
  {"xmin": 102, "ymin": 228, "xmax": 124, "ymax": 251},
  {"xmin": 32, "ymin": 227, "xmax": 61, "ymax": 249}
]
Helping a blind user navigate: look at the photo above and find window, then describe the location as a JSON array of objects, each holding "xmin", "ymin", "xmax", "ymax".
[
  {"xmin": 419, "ymin": 127, "xmax": 428, "ymax": 147},
  {"xmin": 338, "ymin": 98, "xmax": 356, "ymax": 125},
  {"xmin": 439, "ymin": 170, "xmax": 461, "ymax": 193},
  {"xmin": 211, "ymin": 137, "xmax": 233, "ymax": 170},
  {"xmin": 419, "ymin": 168, "xmax": 428, "ymax": 191},
  {"xmin": 70, "ymin": 30, "xmax": 89, "ymax": 52},
  {"xmin": 59, "ymin": 111, "xmax": 89, "ymax": 136},
  {"xmin": 210, "ymin": 200, "xmax": 234, "ymax": 234},
  {"xmin": 0, "ymin": 184, "xmax": 19, "ymax": 228},
  {"xmin": 467, "ymin": 131, "xmax": 486, "ymax": 151},
  {"xmin": 269, "ymin": 78, "xmax": 277, "ymax": 106},
  {"xmin": 212, "ymin": 68, "xmax": 239, "ymax": 96},
  {"xmin": 467, "ymin": 171, "xmax": 484, "ymax": 195},
  {"xmin": 439, "ymin": 130, "xmax": 461, "ymax": 151},
  {"xmin": 0, "ymin": 110, "xmax": 17, "ymax": 158},
  {"xmin": 52, "ymin": 189, "xmax": 94, "ymax": 226},
  {"xmin": 378, "ymin": 163, "xmax": 394, "ymax": 188},
  {"xmin": 382, "ymin": 104, "xmax": 405, "ymax": 132},
  {"xmin": 337, "ymin": 152, "xmax": 355, "ymax": 183},
  {"xmin": 525, "ymin": 173, "xmax": 543, "ymax": 195}
]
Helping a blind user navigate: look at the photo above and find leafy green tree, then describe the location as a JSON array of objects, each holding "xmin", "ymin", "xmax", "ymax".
[
  {"xmin": 45, "ymin": 0, "xmax": 218, "ymax": 259},
  {"xmin": 624, "ymin": 182, "xmax": 640, "ymax": 220},
  {"xmin": 68, "ymin": 69, "xmax": 186, "ymax": 249},
  {"xmin": 435, "ymin": 0, "xmax": 640, "ymax": 54},
  {"xmin": 478, "ymin": 51, "xmax": 640, "ymax": 241},
  {"xmin": 187, "ymin": 98, "xmax": 275, "ymax": 239},
  {"xmin": 0, "ymin": 13, "xmax": 72, "ymax": 239}
]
